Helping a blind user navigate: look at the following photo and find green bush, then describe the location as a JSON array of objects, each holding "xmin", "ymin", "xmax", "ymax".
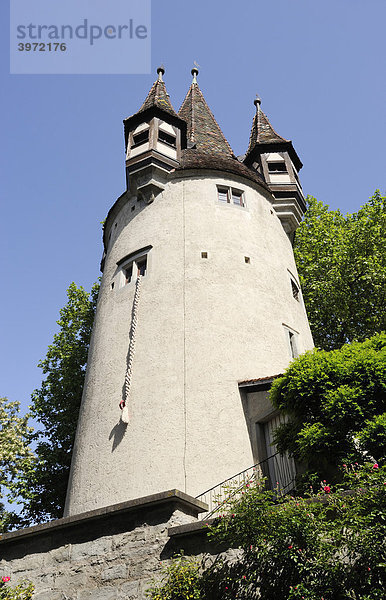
[
  {"xmin": 146, "ymin": 554, "xmax": 202, "ymax": 600},
  {"xmin": 148, "ymin": 464, "xmax": 386, "ymax": 600},
  {"xmin": 0, "ymin": 578, "xmax": 34, "ymax": 599},
  {"xmin": 270, "ymin": 333, "xmax": 386, "ymax": 487}
]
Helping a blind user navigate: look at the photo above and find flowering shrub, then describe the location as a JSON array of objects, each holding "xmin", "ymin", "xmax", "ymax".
[
  {"xmin": 0, "ymin": 577, "xmax": 34, "ymax": 599},
  {"xmin": 147, "ymin": 463, "xmax": 386, "ymax": 600}
]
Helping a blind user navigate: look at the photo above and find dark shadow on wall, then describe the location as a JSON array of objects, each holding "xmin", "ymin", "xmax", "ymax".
[{"xmin": 109, "ymin": 420, "xmax": 128, "ymax": 451}]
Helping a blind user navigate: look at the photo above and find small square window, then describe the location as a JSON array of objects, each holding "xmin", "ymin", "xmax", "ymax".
[
  {"xmin": 245, "ymin": 256, "xmax": 250, "ymax": 264},
  {"xmin": 201, "ymin": 252, "xmax": 208, "ymax": 259}
]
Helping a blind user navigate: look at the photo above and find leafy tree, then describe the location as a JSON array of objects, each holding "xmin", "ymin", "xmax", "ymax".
[
  {"xmin": 147, "ymin": 464, "xmax": 386, "ymax": 600},
  {"xmin": 0, "ymin": 399, "xmax": 34, "ymax": 532},
  {"xmin": 16, "ymin": 282, "xmax": 99, "ymax": 525},
  {"xmin": 294, "ymin": 191, "xmax": 386, "ymax": 350},
  {"xmin": 270, "ymin": 332, "xmax": 386, "ymax": 488}
]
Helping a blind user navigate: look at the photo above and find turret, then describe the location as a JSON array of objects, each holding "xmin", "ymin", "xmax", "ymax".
[
  {"xmin": 123, "ymin": 66, "xmax": 187, "ymax": 203},
  {"xmin": 64, "ymin": 68, "xmax": 313, "ymax": 518},
  {"xmin": 243, "ymin": 96, "xmax": 306, "ymax": 240}
]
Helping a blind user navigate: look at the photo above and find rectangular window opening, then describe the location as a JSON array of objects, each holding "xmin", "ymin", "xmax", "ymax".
[
  {"xmin": 201, "ymin": 252, "xmax": 208, "ymax": 259},
  {"xmin": 132, "ymin": 130, "xmax": 149, "ymax": 148},
  {"xmin": 218, "ymin": 187, "xmax": 229, "ymax": 203},
  {"xmin": 158, "ymin": 130, "xmax": 176, "ymax": 148},
  {"xmin": 288, "ymin": 331, "xmax": 298, "ymax": 359},
  {"xmin": 217, "ymin": 186, "xmax": 245, "ymax": 207},
  {"xmin": 291, "ymin": 279, "xmax": 300, "ymax": 301},
  {"xmin": 245, "ymin": 256, "xmax": 250, "ymax": 264},
  {"xmin": 268, "ymin": 161, "xmax": 287, "ymax": 173},
  {"xmin": 136, "ymin": 256, "xmax": 147, "ymax": 277},
  {"xmin": 232, "ymin": 190, "xmax": 244, "ymax": 206},
  {"xmin": 125, "ymin": 264, "xmax": 133, "ymax": 284}
]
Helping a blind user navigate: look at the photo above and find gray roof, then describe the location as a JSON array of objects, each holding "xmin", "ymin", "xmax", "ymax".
[
  {"xmin": 138, "ymin": 77, "xmax": 178, "ymax": 118},
  {"xmin": 246, "ymin": 106, "xmax": 288, "ymax": 155},
  {"xmin": 178, "ymin": 81, "xmax": 234, "ymax": 157}
]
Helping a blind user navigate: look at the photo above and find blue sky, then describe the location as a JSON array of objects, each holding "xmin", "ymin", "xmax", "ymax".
[{"xmin": 1, "ymin": 0, "xmax": 385, "ymax": 419}]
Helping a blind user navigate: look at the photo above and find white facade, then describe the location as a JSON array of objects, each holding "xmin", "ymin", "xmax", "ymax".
[{"xmin": 64, "ymin": 167, "xmax": 313, "ymax": 516}]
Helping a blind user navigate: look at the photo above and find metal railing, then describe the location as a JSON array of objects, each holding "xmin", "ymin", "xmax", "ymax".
[{"xmin": 195, "ymin": 452, "xmax": 296, "ymax": 520}]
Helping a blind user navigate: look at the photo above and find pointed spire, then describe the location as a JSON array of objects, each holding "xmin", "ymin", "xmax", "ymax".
[
  {"xmin": 246, "ymin": 95, "xmax": 288, "ymax": 155},
  {"xmin": 178, "ymin": 67, "xmax": 234, "ymax": 157},
  {"xmin": 137, "ymin": 66, "xmax": 178, "ymax": 118}
]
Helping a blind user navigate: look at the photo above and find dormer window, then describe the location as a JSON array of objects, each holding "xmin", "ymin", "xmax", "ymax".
[
  {"xmin": 132, "ymin": 130, "xmax": 149, "ymax": 148},
  {"xmin": 158, "ymin": 130, "xmax": 176, "ymax": 148},
  {"xmin": 268, "ymin": 161, "xmax": 287, "ymax": 173}
]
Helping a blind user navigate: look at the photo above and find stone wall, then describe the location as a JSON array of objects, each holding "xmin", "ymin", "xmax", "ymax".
[{"xmin": 0, "ymin": 491, "xmax": 213, "ymax": 600}]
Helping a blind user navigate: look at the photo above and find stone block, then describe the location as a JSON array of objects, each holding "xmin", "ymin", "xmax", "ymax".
[
  {"xmin": 70, "ymin": 537, "xmax": 113, "ymax": 561},
  {"xmin": 33, "ymin": 591, "xmax": 63, "ymax": 600},
  {"xmin": 101, "ymin": 564, "xmax": 127, "ymax": 581},
  {"xmin": 77, "ymin": 587, "xmax": 118, "ymax": 600}
]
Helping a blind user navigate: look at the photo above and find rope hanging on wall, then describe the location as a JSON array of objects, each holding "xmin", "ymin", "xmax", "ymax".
[{"xmin": 119, "ymin": 274, "xmax": 142, "ymax": 423}]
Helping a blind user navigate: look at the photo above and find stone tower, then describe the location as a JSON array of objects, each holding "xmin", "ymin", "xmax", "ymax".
[{"xmin": 64, "ymin": 68, "xmax": 313, "ymax": 517}]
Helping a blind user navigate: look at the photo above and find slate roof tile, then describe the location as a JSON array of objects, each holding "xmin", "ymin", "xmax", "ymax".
[
  {"xmin": 138, "ymin": 78, "xmax": 178, "ymax": 118},
  {"xmin": 178, "ymin": 81, "xmax": 234, "ymax": 157},
  {"xmin": 246, "ymin": 105, "xmax": 288, "ymax": 155}
]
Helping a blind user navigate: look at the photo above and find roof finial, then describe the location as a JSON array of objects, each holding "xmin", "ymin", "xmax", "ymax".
[
  {"xmin": 157, "ymin": 64, "xmax": 165, "ymax": 82},
  {"xmin": 191, "ymin": 61, "xmax": 200, "ymax": 84},
  {"xmin": 254, "ymin": 94, "xmax": 261, "ymax": 109}
]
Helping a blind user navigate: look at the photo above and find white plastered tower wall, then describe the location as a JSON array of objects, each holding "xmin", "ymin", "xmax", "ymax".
[{"xmin": 64, "ymin": 69, "xmax": 314, "ymax": 517}]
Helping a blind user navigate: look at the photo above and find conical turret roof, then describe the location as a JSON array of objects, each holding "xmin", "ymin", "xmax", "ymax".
[
  {"xmin": 178, "ymin": 75, "xmax": 234, "ymax": 157},
  {"xmin": 244, "ymin": 98, "xmax": 302, "ymax": 171},
  {"xmin": 246, "ymin": 101, "xmax": 288, "ymax": 155},
  {"xmin": 137, "ymin": 67, "xmax": 178, "ymax": 118}
]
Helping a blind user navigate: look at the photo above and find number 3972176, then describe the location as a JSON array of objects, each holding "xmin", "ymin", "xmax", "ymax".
[{"xmin": 18, "ymin": 42, "xmax": 67, "ymax": 51}]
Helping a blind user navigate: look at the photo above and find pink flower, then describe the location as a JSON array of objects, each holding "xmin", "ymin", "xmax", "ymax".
[
  {"xmin": 2, "ymin": 577, "xmax": 10, "ymax": 583},
  {"xmin": 288, "ymin": 545, "xmax": 293, "ymax": 549},
  {"xmin": 372, "ymin": 463, "xmax": 379, "ymax": 469},
  {"xmin": 323, "ymin": 485, "xmax": 331, "ymax": 493},
  {"xmin": 242, "ymin": 575, "xmax": 246, "ymax": 579}
]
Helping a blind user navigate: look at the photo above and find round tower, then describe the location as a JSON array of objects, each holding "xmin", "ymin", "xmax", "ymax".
[{"xmin": 64, "ymin": 68, "xmax": 313, "ymax": 517}]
